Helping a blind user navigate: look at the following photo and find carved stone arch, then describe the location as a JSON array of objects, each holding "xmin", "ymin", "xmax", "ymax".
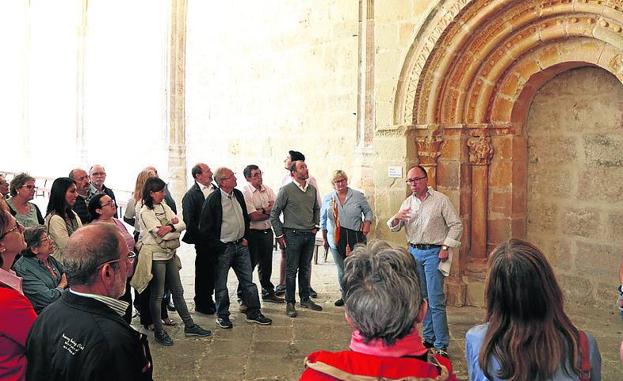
[
  {"xmin": 394, "ymin": 0, "xmax": 623, "ymax": 304},
  {"xmin": 398, "ymin": 0, "xmax": 623, "ymax": 126}
]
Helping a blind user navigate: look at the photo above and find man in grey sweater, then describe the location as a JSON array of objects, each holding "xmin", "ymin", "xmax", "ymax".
[{"xmin": 270, "ymin": 160, "xmax": 323, "ymax": 317}]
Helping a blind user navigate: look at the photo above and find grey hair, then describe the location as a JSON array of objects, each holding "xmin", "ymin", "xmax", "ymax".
[
  {"xmin": 62, "ymin": 223, "xmax": 121, "ymax": 286},
  {"xmin": 343, "ymin": 240, "xmax": 423, "ymax": 345},
  {"xmin": 213, "ymin": 167, "xmax": 232, "ymax": 186}
]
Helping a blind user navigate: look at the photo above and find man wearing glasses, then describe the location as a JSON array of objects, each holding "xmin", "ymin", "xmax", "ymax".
[
  {"xmin": 387, "ymin": 165, "xmax": 462, "ymax": 358},
  {"xmin": 199, "ymin": 167, "xmax": 272, "ymax": 329},
  {"xmin": 26, "ymin": 223, "xmax": 153, "ymax": 380},
  {"xmin": 241, "ymin": 164, "xmax": 283, "ymax": 304},
  {"xmin": 89, "ymin": 164, "xmax": 117, "ymax": 217}
]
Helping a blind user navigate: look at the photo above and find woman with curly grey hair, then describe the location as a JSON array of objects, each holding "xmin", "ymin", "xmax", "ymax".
[{"xmin": 300, "ymin": 240, "xmax": 458, "ymax": 380}]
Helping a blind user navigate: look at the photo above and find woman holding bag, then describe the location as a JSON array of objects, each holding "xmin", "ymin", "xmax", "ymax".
[
  {"xmin": 320, "ymin": 170, "xmax": 373, "ymax": 307},
  {"xmin": 132, "ymin": 177, "xmax": 210, "ymax": 346}
]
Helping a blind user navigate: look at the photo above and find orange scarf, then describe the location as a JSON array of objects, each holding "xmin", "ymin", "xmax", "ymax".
[{"xmin": 332, "ymin": 197, "xmax": 340, "ymax": 246}]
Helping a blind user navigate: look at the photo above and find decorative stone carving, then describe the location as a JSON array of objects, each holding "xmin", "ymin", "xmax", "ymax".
[
  {"xmin": 610, "ymin": 54, "xmax": 623, "ymax": 75},
  {"xmin": 416, "ymin": 132, "xmax": 444, "ymax": 166},
  {"xmin": 395, "ymin": 0, "xmax": 623, "ymax": 126},
  {"xmin": 467, "ymin": 132, "xmax": 493, "ymax": 166}
]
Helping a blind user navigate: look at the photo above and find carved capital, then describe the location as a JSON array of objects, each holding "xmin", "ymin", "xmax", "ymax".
[
  {"xmin": 467, "ymin": 131, "xmax": 493, "ymax": 166},
  {"xmin": 416, "ymin": 132, "xmax": 444, "ymax": 166}
]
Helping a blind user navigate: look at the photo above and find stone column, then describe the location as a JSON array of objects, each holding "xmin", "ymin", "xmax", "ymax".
[
  {"xmin": 356, "ymin": 0, "xmax": 375, "ymax": 148},
  {"xmin": 467, "ymin": 129, "xmax": 494, "ymax": 260},
  {"xmin": 75, "ymin": 0, "xmax": 89, "ymax": 165},
  {"xmin": 415, "ymin": 128, "xmax": 443, "ymax": 186},
  {"xmin": 167, "ymin": 0, "xmax": 188, "ymax": 203}
]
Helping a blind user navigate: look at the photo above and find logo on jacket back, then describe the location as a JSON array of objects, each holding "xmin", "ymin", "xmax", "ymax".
[{"xmin": 62, "ymin": 333, "xmax": 85, "ymax": 355}]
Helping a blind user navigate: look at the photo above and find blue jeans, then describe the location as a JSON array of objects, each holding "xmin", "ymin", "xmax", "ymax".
[
  {"xmin": 284, "ymin": 229, "xmax": 315, "ymax": 304},
  {"xmin": 214, "ymin": 243, "xmax": 261, "ymax": 319},
  {"xmin": 329, "ymin": 247, "xmax": 345, "ymax": 296},
  {"xmin": 408, "ymin": 246, "xmax": 449, "ymax": 349}
]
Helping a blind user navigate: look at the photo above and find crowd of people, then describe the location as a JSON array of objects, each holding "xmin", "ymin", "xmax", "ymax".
[{"xmin": 0, "ymin": 153, "xmax": 604, "ymax": 380}]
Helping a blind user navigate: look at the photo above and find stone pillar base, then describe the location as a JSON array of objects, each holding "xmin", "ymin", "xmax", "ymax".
[{"xmin": 445, "ymin": 277, "xmax": 467, "ymax": 307}]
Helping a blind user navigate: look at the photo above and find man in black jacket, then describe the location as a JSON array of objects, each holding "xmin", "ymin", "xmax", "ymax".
[
  {"xmin": 26, "ymin": 223, "xmax": 153, "ymax": 381},
  {"xmin": 199, "ymin": 167, "xmax": 272, "ymax": 329},
  {"xmin": 182, "ymin": 162, "xmax": 217, "ymax": 314}
]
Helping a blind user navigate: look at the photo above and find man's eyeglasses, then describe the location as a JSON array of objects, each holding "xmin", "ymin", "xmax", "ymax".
[
  {"xmin": 92, "ymin": 172, "xmax": 106, "ymax": 176},
  {"xmin": 406, "ymin": 176, "xmax": 427, "ymax": 184},
  {"xmin": 0, "ymin": 221, "xmax": 25, "ymax": 240},
  {"xmin": 97, "ymin": 251, "xmax": 137, "ymax": 268}
]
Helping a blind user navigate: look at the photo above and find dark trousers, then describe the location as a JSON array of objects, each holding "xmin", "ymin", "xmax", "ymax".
[
  {"xmin": 120, "ymin": 279, "xmax": 133, "ymax": 324},
  {"xmin": 333, "ymin": 228, "xmax": 366, "ymax": 297},
  {"xmin": 238, "ymin": 229, "xmax": 275, "ymax": 299},
  {"xmin": 194, "ymin": 243, "xmax": 216, "ymax": 311},
  {"xmin": 135, "ymin": 286, "xmax": 169, "ymax": 327},
  {"xmin": 284, "ymin": 229, "xmax": 315, "ymax": 304},
  {"xmin": 214, "ymin": 243, "xmax": 261, "ymax": 319}
]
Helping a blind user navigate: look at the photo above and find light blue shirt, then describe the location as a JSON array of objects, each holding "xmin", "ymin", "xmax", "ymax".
[
  {"xmin": 465, "ymin": 323, "xmax": 601, "ymax": 381},
  {"xmin": 320, "ymin": 188, "xmax": 372, "ymax": 249}
]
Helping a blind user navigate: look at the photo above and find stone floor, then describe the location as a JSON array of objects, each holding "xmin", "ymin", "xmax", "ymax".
[{"xmin": 136, "ymin": 245, "xmax": 623, "ymax": 380}]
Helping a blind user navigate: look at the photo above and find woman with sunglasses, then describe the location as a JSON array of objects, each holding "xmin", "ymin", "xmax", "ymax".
[
  {"xmin": 44, "ymin": 177, "xmax": 82, "ymax": 263},
  {"xmin": 7, "ymin": 173, "xmax": 44, "ymax": 228},
  {"xmin": 13, "ymin": 227, "xmax": 67, "ymax": 313},
  {"xmin": 0, "ymin": 199, "xmax": 37, "ymax": 381},
  {"xmin": 88, "ymin": 194, "xmax": 136, "ymax": 323}
]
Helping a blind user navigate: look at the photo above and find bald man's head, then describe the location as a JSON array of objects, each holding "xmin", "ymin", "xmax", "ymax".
[{"xmin": 63, "ymin": 223, "xmax": 123, "ymax": 286}]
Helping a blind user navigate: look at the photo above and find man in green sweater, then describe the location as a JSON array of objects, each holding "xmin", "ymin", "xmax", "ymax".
[{"xmin": 270, "ymin": 160, "xmax": 322, "ymax": 317}]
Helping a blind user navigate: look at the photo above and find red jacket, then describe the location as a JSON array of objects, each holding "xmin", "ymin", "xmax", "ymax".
[
  {"xmin": 300, "ymin": 350, "xmax": 459, "ymax": 381},
  {"xmin": 0, "ymin": 286, "xmax": 37, "ymax": 381}
]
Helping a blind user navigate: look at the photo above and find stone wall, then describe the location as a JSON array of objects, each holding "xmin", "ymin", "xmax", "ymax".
[
  {"xmin": 526, "ymin": 67, "xmax": 623, "ymax": 306},
  {"xmin": 184, "ymin": 1, "xmax": 361, "ymax": 196}
]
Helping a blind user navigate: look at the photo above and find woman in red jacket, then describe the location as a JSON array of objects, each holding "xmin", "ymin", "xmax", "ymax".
[
  {"xmin": 300, "ymin": 240, "xmax": 458, "ymax": 381},
  {"xmin": 0, "ymin": 199, "xmax": 37, "ymax": 381}
]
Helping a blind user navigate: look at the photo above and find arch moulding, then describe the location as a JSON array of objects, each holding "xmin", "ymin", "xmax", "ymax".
[{"xmin": 393, "ymin": 0, "xmax": 623, "ymax": 305}]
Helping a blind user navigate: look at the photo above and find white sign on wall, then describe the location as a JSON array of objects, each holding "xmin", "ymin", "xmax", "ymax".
[{"xmin": 388, "ymin": 166, "xmax": 402, "ymax": 178}]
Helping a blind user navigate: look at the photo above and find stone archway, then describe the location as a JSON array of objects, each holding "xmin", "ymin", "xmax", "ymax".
[{"xmin": 394, "ymin": 0, "xmax": 623, "ymax": 305}]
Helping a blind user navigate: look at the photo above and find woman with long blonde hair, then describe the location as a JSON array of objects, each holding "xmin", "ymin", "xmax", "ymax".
[{"xmin": 123, "ymin": 168, "xmax": 157, "ymax": 230}]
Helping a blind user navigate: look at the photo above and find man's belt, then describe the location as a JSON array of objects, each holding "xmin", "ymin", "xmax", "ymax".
[
  {"xmin": 409, "ymin": 243, "xmax": 441, "ymax": 250},
  {"xmin": 250, "ymin": 229, "xmax": 272, "ymax": 233},
  {"xmin": 224, "ymin": 238, "xmax": 243, "ymax": 245}
]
